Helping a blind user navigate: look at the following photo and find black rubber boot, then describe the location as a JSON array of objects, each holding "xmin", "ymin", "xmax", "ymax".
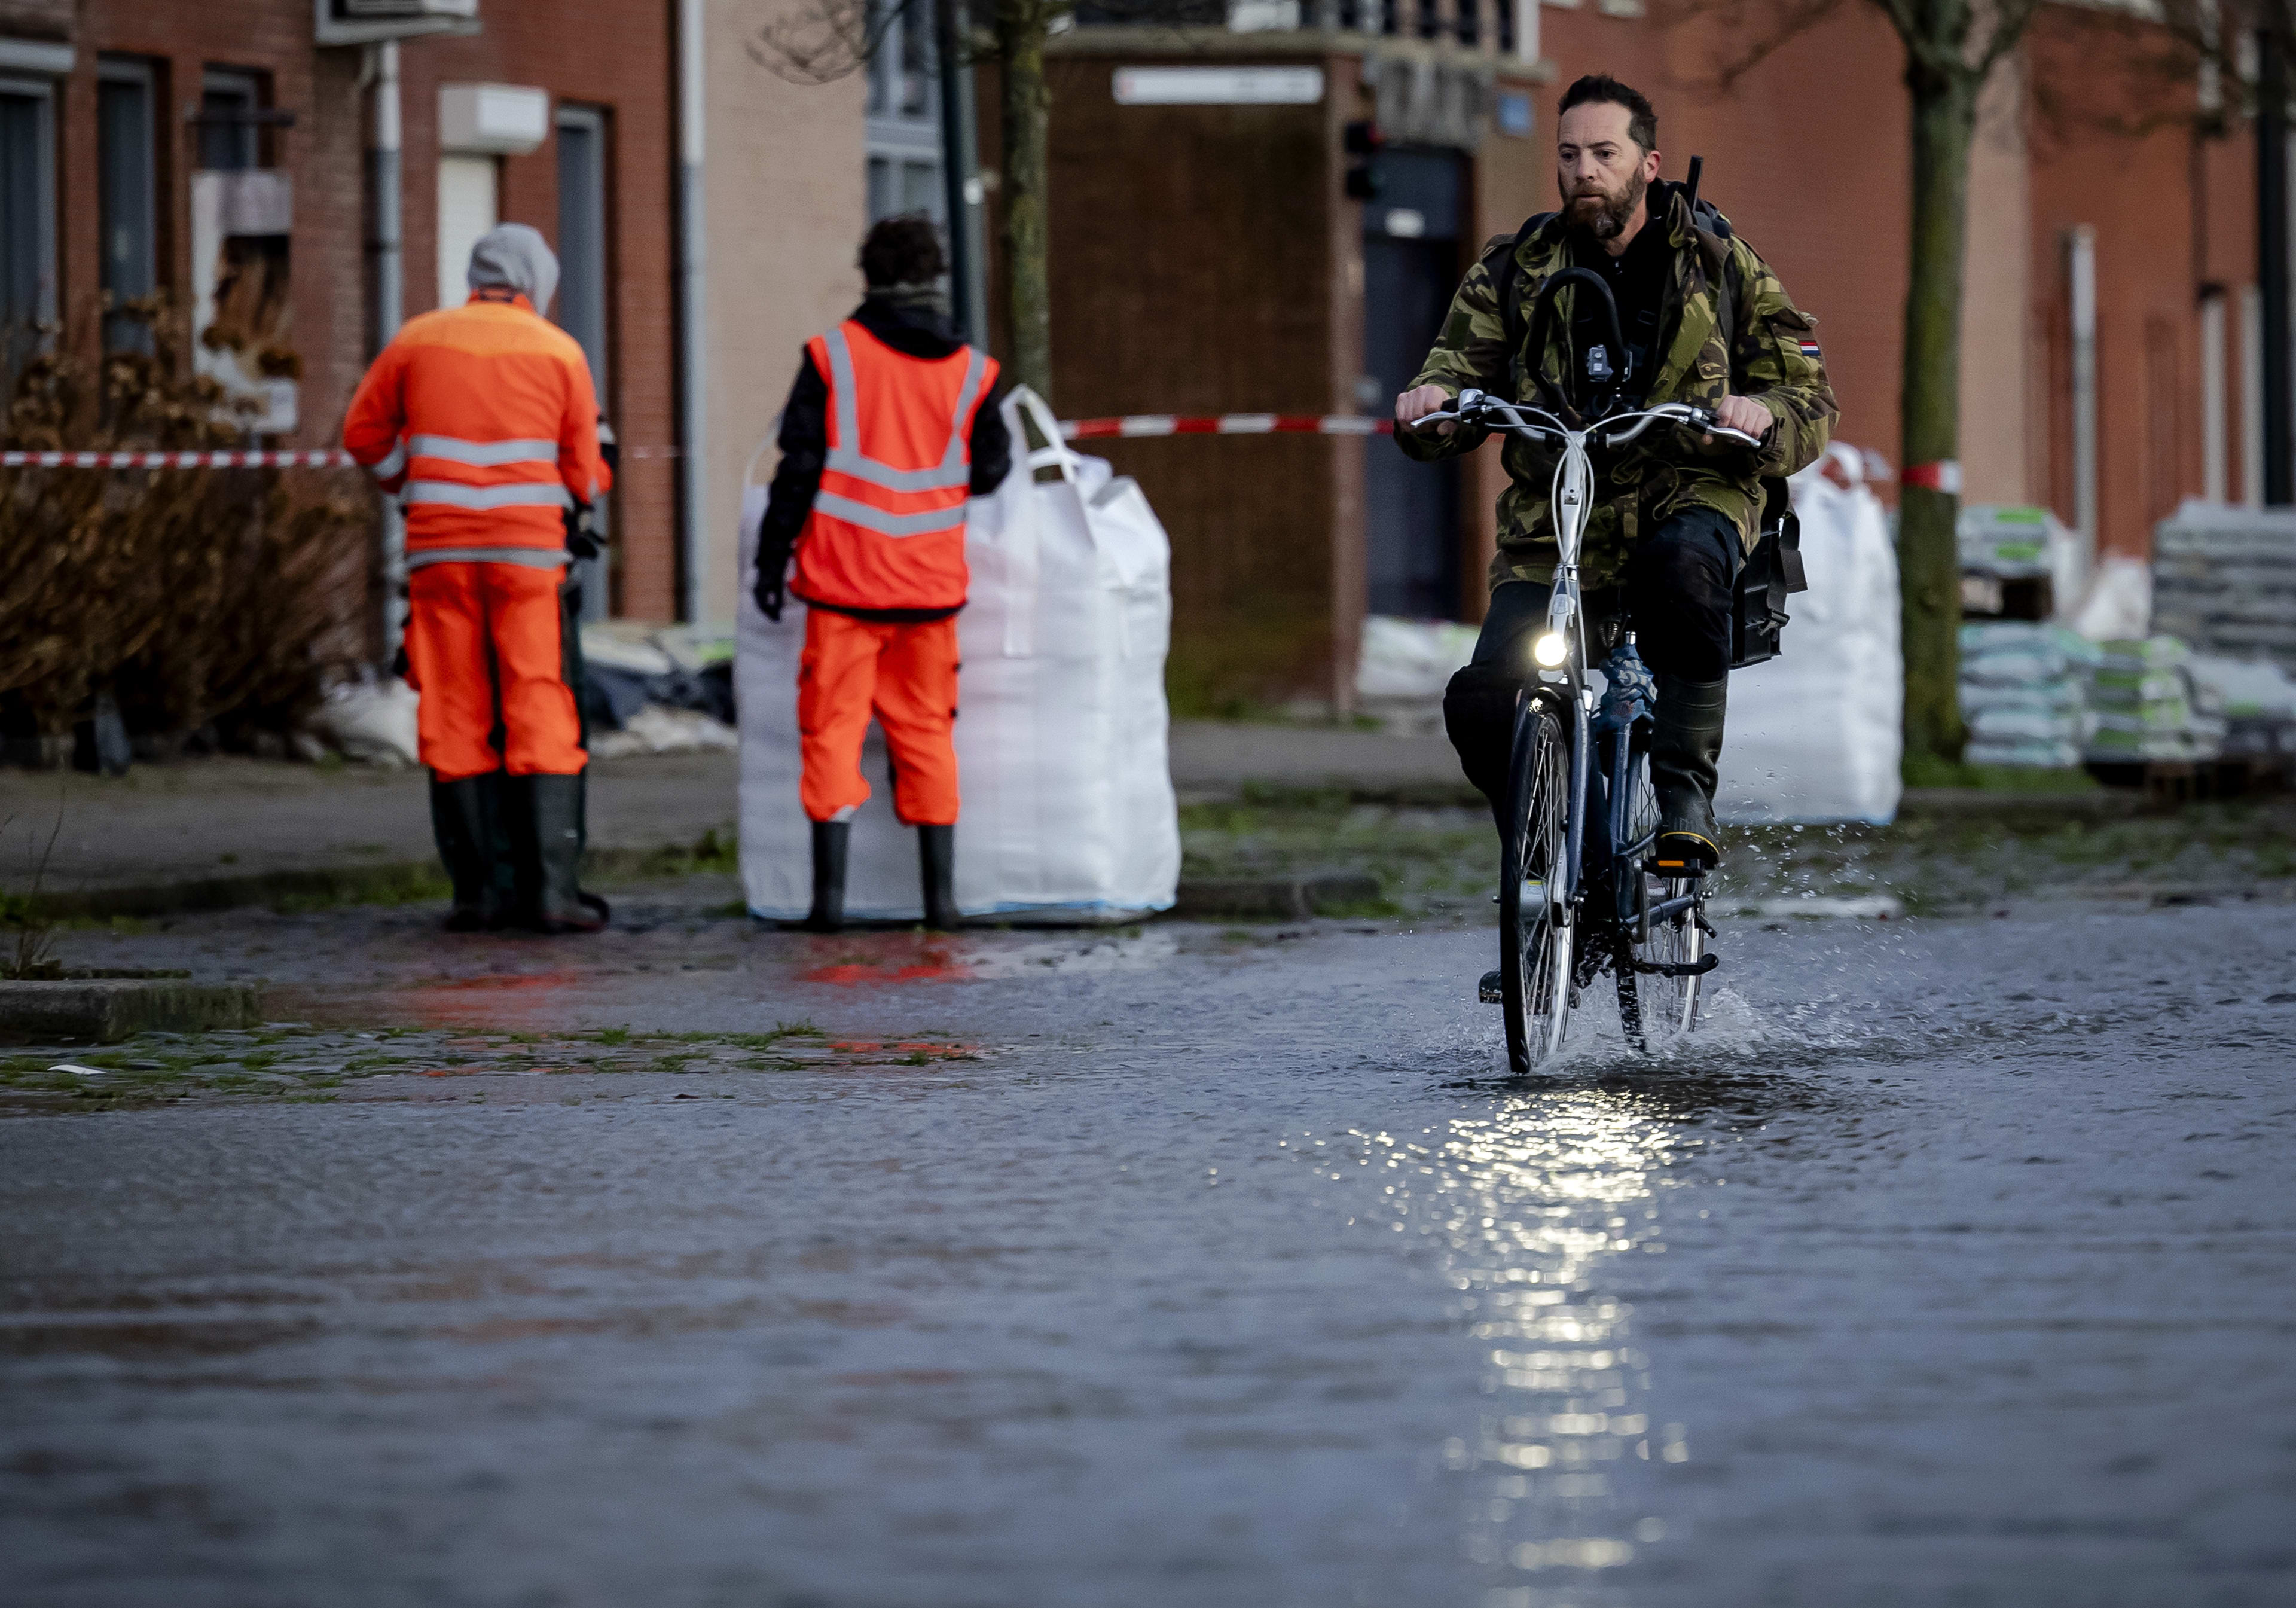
[
  {"xmin": 1651, "ymin": 673, "xmax": 1728, "ymax": 869},
  {"xmin": 918, "ymin": 824, "xmax": 958, "ymax": 932},
  {"xmin": 805, "ymin": 820, "xmax": 850, "ymax": 933},
  {"xmin": 475, "ymin": 773, "xmax": 523, "ymax": 928},
  {"xmin": 527, "ymin": 772, "xmax": 608, "ymax": 934},
  {"xmin": 429, "ymin": 773, "xmax": 500, "ymax": 932}
]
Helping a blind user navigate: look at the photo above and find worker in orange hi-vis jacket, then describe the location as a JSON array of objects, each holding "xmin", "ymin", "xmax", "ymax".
[
  {"xmin": 343, "ymin": 223, "xmax": 613, "ymax": 935},
  {"xmin": 752, "ymin": 216, "xmax": 1010, "ymax": 933}
]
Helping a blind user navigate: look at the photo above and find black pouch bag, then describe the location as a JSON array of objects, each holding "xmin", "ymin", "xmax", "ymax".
[{"xmin": 1730, "ymin": 475, "xmax": 1808, "ymax": 669}]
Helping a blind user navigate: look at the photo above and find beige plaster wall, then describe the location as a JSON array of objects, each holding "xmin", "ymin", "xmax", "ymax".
[
  {"xmin": 1957, "ymin": 59, "xmax": 2032, "ymax": 505},
  {"xmin": 702, "ymin": 0, "xmax": 869, "ymax": 623}
]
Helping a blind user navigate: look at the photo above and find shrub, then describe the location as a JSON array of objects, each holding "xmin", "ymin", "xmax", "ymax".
[{"xmin": 0, "ymin": 302, "xmax": 371, "ymax": 750}]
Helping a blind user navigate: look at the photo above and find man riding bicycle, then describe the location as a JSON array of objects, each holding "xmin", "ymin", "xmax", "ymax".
[{"xmin": 1396, "ymin": 74, "xmax": 1837, "ymax": 869}]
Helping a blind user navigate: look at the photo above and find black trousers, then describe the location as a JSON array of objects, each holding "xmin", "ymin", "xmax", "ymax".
[{"xmin": 1443, "ymin": 506, "xmax": 1739, "ymax": 810}]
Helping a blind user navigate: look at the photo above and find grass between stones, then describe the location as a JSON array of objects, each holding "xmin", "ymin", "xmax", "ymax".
[
  {"xmin": 0, "ymin": 1020, "xmax": 982, "ymax": 1112},
  {"xmin": 1179, "ymin": 786, "xmax": 2296, "ymax": 922}
]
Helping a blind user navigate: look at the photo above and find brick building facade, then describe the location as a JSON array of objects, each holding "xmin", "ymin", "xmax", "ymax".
[
  {"xmin": 997, "ymin": 3, "xmax": 2240, "ymax": 712},
  {"xmin": 1, "ymin": 0, "xmax": 684, "ymax": 623},
  {"xmin": 1, "ymin": 0, "xmax": 2256, "ymax": 711}
]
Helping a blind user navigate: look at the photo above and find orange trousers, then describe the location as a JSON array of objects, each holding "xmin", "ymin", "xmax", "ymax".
[
  {"xmin": 797, "ymin": 608, "xmax": 960, "ymax": 825},
  {"xmin": 405, "ymin": 561, "xmax": 586, "ymax": 782}
]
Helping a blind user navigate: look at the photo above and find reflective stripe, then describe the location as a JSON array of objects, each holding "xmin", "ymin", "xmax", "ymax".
[
  {"xmin": 821, "ymin": 447, "xmax": 970, "ymax": 493},
  {"xmin": 811, "ymin": 489, "xmax": 967, "ymax": 539},
  {"xmin": 367, "ymin": 440, "xmax": 408, "ymax": 478},
  {"xmin": 818, "ymin": 327, "xmax": 988, "ymax": 495},
  {"xmin": 825, "ymin": 324, "xmax": 863, "ymax": 462},
  {"xmin": 945, "ymin": 347, "xmax": 988, "ymax": 465},
  {"xmin": 407, "ymin": 434, "xmax": 561, "ymax": 467},
  {"xmin": 405, "ymin": 547, "xmax": 569, "ymax": 570},
  {"xmin": 402, "ymin": 479, "xmax": 572, "ymax": 509}
]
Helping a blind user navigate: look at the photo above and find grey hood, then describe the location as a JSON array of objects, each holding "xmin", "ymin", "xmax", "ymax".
[{"xmin": 466, "ymin": 223, "xmax": 559, "ymax": 315}]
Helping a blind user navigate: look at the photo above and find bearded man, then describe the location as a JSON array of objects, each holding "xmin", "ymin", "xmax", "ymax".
[{"xmin": 1394, "ymin": 73, "xmax": 1837, "ymax": 871}]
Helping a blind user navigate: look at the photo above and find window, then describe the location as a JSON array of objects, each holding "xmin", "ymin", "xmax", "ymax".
[
  {"xmin": 865, "ymin": 0, "xmax": 942, "ymax": 222},
  {"xmin": 0, "ymin": 74, "xmax": 56, "ymax": 384},
  {"xmin": 99, "ymin": 59, "xmax": 158, "ymax": 353},
  {"xmin": 198, "ymin": 68, "xmax": 264, "ymax": 171}
]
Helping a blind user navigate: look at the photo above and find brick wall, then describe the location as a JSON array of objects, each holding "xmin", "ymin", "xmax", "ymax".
[
  {"xmin": 1534, "ymin": 2, "xmax": 1915, "ymax": 486},
  {"xmin": 2026, "ymin": 5, "xmax": 2205, "ymax": 558},
  {"xmin": 44, "ymin": 0, "xmax": 680, "ymax": 622}
]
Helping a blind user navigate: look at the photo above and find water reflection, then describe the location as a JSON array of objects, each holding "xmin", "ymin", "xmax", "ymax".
[{"xmin": 1413, "ymin": 1090, "xmax": 1694, "ymax": 1603}]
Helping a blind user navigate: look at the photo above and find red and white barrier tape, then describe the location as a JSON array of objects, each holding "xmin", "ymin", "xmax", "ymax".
[
  {"xmin": 0, "ymin": 417, "xmax": 1391, "ymax": 469},
  {"xmin": 0, "ymin": 448, "xmax": 357, "ymax": 468},
  {"xmin": 1061, "ymin": 413, "xmax": 1393, "ymax": 440}
]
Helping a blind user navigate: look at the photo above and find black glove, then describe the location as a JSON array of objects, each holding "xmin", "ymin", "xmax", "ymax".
[{"xmin": 753, "ymin": 539, "xmax": 789, "ymax": 621}]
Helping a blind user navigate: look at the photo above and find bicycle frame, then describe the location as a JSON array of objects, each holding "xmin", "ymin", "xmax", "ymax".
[{"xmin": 1446, "ymin": 392, "xmax": 1759, "ymax": 918}]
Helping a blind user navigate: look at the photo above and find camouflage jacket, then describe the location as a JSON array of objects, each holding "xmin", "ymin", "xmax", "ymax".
[{"xmin": 1399, "ymin": 184, "xmax": 1839, "ymax": 590}]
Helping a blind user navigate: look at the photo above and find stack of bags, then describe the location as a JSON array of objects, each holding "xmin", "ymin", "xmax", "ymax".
[
  {"xmin": 1958, "ymin": 504, "xmax": 2083, "ymax": 617},
  {"xmin": 2083, "ymin": 636, "xmax": 2226, "ymax": 765},
  {"xmin": 1959, "ymin": 621, "xmax": 2099, "ymax": 769},
  {"xmin": 2185, "ymin": 653, "xmax": 2296, "ymax": 762},
  {"xmin": 2152, "ymin": 500, "xmax": 2296, "ymax": 673}
]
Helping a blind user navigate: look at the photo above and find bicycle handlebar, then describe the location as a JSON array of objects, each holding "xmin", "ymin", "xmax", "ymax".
[{"xmin": 1405, "ymin": 394, "xmax": 1767, "ymax": 450}]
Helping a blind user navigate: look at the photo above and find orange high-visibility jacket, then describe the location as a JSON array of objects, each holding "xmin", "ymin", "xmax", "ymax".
[
  {"xmin": 342, "ymin": 293, "xmax": 610, "ymax": 569},
  {"xmin": 791, "ymin": 321, "xmax": 996, "ymax": 614}
]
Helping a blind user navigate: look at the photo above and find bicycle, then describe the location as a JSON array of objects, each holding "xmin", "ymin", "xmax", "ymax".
[{"xmin": 1412, "ymin": 271, "xmax": 1766, "ymax": 1073}]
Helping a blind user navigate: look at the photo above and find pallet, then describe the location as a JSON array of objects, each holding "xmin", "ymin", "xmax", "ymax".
[{"xmin": 2085, "ymin": 755, "xmax": 2292, "ymax": 807}]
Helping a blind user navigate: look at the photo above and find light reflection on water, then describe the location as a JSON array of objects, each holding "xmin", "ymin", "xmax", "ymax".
[{"xmin": 1412, "ymin": 1091, "xmax": 1695, "ymax": 1604}]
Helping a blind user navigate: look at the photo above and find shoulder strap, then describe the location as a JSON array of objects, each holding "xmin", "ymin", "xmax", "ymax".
[{"xmin": 1485, "ymin": 212, "xmax": 1552, "ymax": 398}]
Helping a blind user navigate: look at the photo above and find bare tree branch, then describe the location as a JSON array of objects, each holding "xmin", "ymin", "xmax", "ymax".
[
  {"xmin": 1976, "ymin": 0, "xmax": 2046, "ymax": 79},
  {"xmin": 747, "ymin": 0, "xmax": 903, "ymax": 86}
]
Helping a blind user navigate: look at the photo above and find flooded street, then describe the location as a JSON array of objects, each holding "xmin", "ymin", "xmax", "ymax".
[{"xmin": 5, "ymin": 898, "xmax": 2295, "ymax": 1606}]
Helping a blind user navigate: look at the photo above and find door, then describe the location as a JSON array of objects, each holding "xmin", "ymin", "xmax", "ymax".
[{"xmin": 1362, "ymin": 147, "xmax": 1465, "ymax": 619}]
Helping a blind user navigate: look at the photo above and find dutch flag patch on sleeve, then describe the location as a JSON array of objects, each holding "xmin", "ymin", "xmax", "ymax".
[{"xmin": 1798, "ymin": 339, "xmax": 1822, "ymax": 359}]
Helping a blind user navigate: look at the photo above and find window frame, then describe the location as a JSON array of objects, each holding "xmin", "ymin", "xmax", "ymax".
[
  {"xmin": 197, "ymin": 66, "xmax": 268, "ymax": 172},
  {"xmin": 0, "ymin": 71, "xmax": 60, "ymax": 379},
  {"xmin": 97, "ymin": 55, "xmax": 161, "ymax": 352}
]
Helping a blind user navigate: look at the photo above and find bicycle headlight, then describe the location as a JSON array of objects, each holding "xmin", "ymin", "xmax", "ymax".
[{"xmin": 1532, "ymin": 631, "xmax": 1568, "ymax": 668}]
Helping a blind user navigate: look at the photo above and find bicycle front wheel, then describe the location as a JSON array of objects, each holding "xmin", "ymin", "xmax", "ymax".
[{"xmin": 1500, "ymin": 698, "xmax": 1574, "ymax": 1075}]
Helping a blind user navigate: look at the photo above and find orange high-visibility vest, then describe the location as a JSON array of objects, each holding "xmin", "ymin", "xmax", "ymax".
[
  {"xmin": 342, "ymin": 294, "xmax": 609, "ymax": 570},
  {"xmin": 792, "ymin": 321, "xmax": 996, "ymax": 614}
]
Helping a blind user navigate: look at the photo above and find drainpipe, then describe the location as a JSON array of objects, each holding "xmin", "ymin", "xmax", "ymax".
[
  {"xmin": 367, "ymin": 39, "xmax": 407, "ymax": 665},
  {"xmin": 2068, "ymin": 225, "xmax": 2098, "ymax": 591},
  {"xmin": 676, "ymin": 0, "xmax": 709, "ymax": 622},
  {"xmin": 935, "ymin": 0, "xmax": 988, "ymax": 347},
  {"xmin": 2260, "ymin": 27, "xmax": 2292, "ymax": 504}
]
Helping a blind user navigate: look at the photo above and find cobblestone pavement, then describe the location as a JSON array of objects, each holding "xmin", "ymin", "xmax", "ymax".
[{"xmin": 3, "ymin": 855, "xmax": 2294, "ymax": 1606}]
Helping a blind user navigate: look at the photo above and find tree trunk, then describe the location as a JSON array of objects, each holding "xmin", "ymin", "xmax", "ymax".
[
  {"xmin": 1898, "ymin": 64, "xmax": 1979, "ymax": 771},
  {"xmin": 994, "ymin": 0, "xmax": 1053, "ymax": 400}
]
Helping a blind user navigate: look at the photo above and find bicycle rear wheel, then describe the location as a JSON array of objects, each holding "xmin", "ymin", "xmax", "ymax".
[
  {"xmin": 1619, "ymin": 753, "xmax": 1703, "ymax": 1042},
  {"xmin": 1500, "ymin": 699, "xmax": 1573, "ymax": 1075}
]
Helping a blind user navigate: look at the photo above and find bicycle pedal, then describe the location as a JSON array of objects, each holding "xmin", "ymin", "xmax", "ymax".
[{"xmin": 1478, "ymin": 969, "xmax": 1504, "ymax": 1004}]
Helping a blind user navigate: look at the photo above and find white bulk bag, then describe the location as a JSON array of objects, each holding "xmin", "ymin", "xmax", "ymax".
[
  {"xmin": 1715, "ymin": 443, "xmax": 1903, "ymax": 825},
  {"xmin": 737, "ymin": 387, "xmax": 1181, "ymax": 923}
]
